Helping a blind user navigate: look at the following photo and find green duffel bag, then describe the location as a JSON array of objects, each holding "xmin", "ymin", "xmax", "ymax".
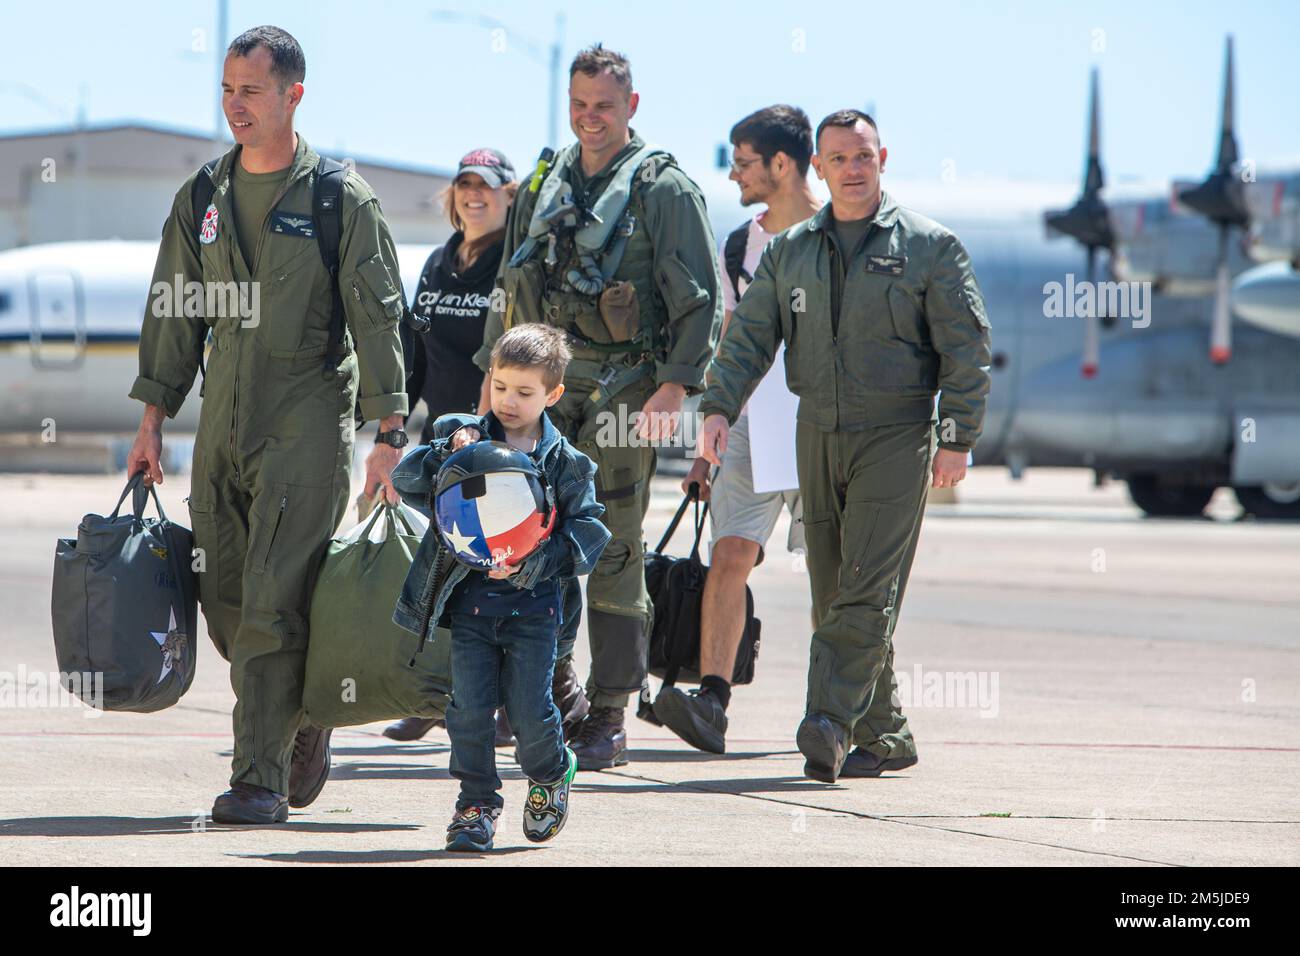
[{"xmin": 303, "ymin": 501, "xmax": 452, "ymax": 728}]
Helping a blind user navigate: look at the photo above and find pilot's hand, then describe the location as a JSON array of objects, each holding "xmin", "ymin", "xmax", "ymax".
[
  {"xmin": 681, "ymin": 456, "xmax": 713, "ymax": 501},
  {"xmin": 931, "ymin": 448, "xmax": 968, "ymax": 489},
  {"xmin": 698, "ymin": 414, "xmax": 730, "ymax": 468},
  {"xmin": 450, "ymin": 426, "xmax": 483, "ymax": 451},
  {"xmin": 127, "ymin": 427, "xmax": 164, "ymax": 487},
  {"xmin": 364, "ymin": 443, "xmax": 401, "ymax": 505},
  {"xmin": 637, "ymin": 383, "xmax": 686, "ymax": 442}
]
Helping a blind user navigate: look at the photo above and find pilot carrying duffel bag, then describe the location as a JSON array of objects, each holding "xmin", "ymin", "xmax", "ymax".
[
  {"xmin": 303, "ymin": 500, "xmax": 452, "ymax": 728},
  {"xmin": 51, "ymin": 473, "xmax": 199, "ymax": 712},
  {"xmin": 644, "ymin": 486, "xmax": 760, "ymax": 688}
]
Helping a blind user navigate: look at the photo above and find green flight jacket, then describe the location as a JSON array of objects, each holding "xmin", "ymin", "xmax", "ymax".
[
  {"xmin": 473, "ymin": 131, "xmax": 722, "ymax": 393},
  {"xmin": 130, "ymin": 134, "xmax": 408, "ymax": 423},
  {"xmin": 698, "ymin": 192, "xmax": 992, "ymax": 452}
]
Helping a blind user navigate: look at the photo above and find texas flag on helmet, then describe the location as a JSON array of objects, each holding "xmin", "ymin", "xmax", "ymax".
[{"xmin": 434, "ymin": 442, "xmax": 556, "ymax": 569}]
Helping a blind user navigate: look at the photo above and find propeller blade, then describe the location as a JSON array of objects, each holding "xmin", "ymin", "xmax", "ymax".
[
  {"xmin": 1045, "ymin": 68, "xmax": 1114, "ymax": 250},
  {"xmin": 1082, "ymin": 245, "xmax": 1100, "ymax": 378},
  {"xmin": 1177, "ymin": 35, "xmax": 1248, "ymax": 228},
  {"xmin": 1210, "ymin": 228, "xmax": 1233, "ymax": 363}
]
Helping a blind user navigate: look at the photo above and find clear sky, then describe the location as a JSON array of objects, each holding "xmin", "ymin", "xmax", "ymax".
[{"xmin": 3, "ymin": 0, "xmax": 1298, "ymax": 191}]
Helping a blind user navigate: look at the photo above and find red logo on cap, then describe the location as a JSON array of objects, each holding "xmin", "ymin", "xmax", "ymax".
[{"xmin": 460, "ymin": 149, "xmax": 501, "ymax": 168}]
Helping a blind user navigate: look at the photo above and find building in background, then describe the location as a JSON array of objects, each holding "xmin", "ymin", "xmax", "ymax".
[{"xmin": 0, "ymin": 123, "xmax": 454, "ymax": 250}]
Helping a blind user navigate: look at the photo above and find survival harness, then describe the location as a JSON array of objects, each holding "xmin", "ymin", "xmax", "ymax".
[{"xmin": 507, "ymin": 143, "xmax": 672, "ymax": 409}]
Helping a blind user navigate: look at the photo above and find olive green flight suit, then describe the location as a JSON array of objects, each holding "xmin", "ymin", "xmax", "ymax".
[
  {"xmin": 699, "ymin": 194, "xmax": 992, "ymax": 751},
  {"xmin": 476, "ymin": 131, "xmax": 722, "ymax": 708},
  {"xmin": 130, "ymin": 135, "xmax": 408, "ymax": 794}
]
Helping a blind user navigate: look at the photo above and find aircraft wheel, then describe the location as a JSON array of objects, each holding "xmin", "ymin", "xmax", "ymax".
[
  {"xmin": 1126, "ymin": 474, "xmax": 1215, "ymax": 517},
  {"xmin": 1234, "ymin": 483, "xmax": 1300, "ymax": 520}
]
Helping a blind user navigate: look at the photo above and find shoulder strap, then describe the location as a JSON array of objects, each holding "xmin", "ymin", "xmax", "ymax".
[
  {"xmin": 190, "ymin": 156, "xmax": 222, "ymax": 234},
  {"xmin": 188, "ymin": 157, "xmax": 223, "ymax": 386},
  {"xmin": 723, "ymin": 222, "xmax": 752, "ymax": 302},
  {"xmin": 314, "ymin": 156, "xmax": 349, "ymax": 374}
]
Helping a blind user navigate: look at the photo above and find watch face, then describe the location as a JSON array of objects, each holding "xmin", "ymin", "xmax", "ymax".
[{"xmin": 380, "ymin": 431, "xmax": 408, "ymax": 447}]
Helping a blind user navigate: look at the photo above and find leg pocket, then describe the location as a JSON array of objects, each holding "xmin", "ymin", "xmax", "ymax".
[{"xmin": 245, "ymin": 482, "xmax": 338, "ymax": 631}]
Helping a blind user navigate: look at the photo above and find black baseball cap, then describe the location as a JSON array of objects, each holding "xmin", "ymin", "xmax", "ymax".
[{"xmin": 455, "ymin": 148, "xmax": 516, "ymax": 188}]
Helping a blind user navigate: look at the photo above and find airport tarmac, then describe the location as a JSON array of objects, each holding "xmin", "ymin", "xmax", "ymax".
[{"xmin": 0, "ymin": 465, "xmax": 1296, "ymax": 866}]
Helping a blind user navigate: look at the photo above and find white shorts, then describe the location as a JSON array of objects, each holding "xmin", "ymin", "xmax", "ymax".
[{"xmin": 707, "ymin": 409, "xmax": 804, "ymax": 566}]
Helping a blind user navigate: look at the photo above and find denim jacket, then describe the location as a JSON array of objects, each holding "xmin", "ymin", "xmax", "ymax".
[{"xmin": 391, "ymin": 409, "xmax": 611, "ymax": 642}]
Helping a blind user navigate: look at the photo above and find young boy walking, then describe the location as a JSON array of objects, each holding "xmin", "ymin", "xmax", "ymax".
[{"xmin": 392, "ymin": 325, "xmax": 611, "ymax": 851}]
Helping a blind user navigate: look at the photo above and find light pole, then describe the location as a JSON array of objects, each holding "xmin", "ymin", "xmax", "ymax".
[{"xmin": 429, "ymin": 9, "xmax": 566, "ymax": 149}]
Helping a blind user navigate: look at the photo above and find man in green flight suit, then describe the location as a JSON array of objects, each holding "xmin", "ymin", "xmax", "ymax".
[
  {"xmin": 475, "ymin": 44, "xmax": 722, "ymax": 770},
  {"xmin": 697, "ymin": 109, "xmax": 992, "ymax": 783},
  {"xmin": 125, "ymin": 26, "xmax": 410, "ymax": 823}
]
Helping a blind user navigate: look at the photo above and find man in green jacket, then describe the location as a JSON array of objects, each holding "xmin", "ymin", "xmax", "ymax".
[
  {"xmin": 125, "ymin": 26, "xmax": 410, "ymax": 823},
  {"xmin": 475, "ymin": 44, "xmax": 722, "ymax": 770},
  {"xmin": 698, "ymin": 109, "xmax": 992, "ymax": 783}
]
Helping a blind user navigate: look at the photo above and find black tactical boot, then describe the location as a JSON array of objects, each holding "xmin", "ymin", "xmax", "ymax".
[
  {"xmin": 840, "ymin": 748, "xmax": 919, "ymax": 778},
  {"xmin": 796, "ymin": 713, "xmax": 847, "ymax": 783},
  {"xmin": 383, "ymin": 716, "xmax": 445, "ymax": 741},
  {"xmin": 568, "ymin": 706, "xmax": 628, "ymax": 771},
  {"xmin": 654, "ymin": 686, "xmax": 727, "ymax": 754},
  {"xmin": 212, "ymin": 782, "xmax": 288, "ymax": 825},
  {"xmin": 552, "ymin": 657, "xmax": 590, "ymax": 740},
  {"xmin": 288, "ymin": 725, "xmax": 332, "ymax": 808}
]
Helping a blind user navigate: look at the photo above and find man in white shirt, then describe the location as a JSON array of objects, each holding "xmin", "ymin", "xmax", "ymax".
[{"xmin": 654, "ymin": 106, "xmax": 821, "ymax": 753}]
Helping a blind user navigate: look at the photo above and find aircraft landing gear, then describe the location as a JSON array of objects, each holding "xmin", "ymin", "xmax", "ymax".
[
  {"xmin": 1233, "ymin": 482, "xmax": 1300, "ymax": 520},
  {"xmin": 1125, "ymin": 474, "xmax": 1216, "ymax": 517}
]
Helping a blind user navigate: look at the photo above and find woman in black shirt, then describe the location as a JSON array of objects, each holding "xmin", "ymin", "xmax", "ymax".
[{"xmin": 404, "ymin": 148, "xmax": 518, "ymax": 442}]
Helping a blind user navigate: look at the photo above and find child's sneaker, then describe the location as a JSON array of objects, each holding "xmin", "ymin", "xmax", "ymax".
[
  {"xmin": 446, "ymin": 803, "xmax": 500, "ymax": 852},
  {"xmin": 523, "ymin": 746, "xmax": 577, "ymax": 843}
]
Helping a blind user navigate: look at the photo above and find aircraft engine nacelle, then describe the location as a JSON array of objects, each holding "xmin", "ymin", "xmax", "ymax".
[
  {"xmin": 1110, "ymin": 194, "xmax": 1253, "ymax": 294},
  {"xmin": 1231, "ymin": 261, "xmax": 1300, "ymax": 338}
]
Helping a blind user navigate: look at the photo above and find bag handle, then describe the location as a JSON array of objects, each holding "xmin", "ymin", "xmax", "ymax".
[
  {"xmin": 111, "ymin": 472, "xmax": 169, "ymax": 523},
  {"xmin": 363, "ymin": 492, "xmax": 419, "ymax": 540},
  {"xmin": 653, "ymin": 477, "xmax": 713, "ymax": 557}
]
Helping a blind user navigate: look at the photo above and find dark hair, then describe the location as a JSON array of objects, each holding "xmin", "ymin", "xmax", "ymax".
[
  {"xmin": 730, "ymin": 104, "xmax": 814, "ymax": 177},
  {"xmin": 490, "ymin": 325, "xmax": 572, "ymax": 392},
  {"xmin": 814, "ymin": 109, "xmax": 880, "ymax": 149},
  {"xmin": 227, "ymin": 25, "xmax": 306, "ymax": 90},
  {"xmin": 569, "ymin": 44, "xmax": 632, "ymax": 95}
]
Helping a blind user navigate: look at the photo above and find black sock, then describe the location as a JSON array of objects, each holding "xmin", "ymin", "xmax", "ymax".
[{"xmin": 700, "ymin": 675, "xmax": 731, "ymax": 710}]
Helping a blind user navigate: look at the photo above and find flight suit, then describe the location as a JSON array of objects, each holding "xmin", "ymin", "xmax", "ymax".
[
  {"xmin": 699, "ymin": 193, "xmax": 991, "ymax": 747},
  {"xmin": 476, "ymin": 131, "xmax": 721, "ymax": 708},
  {"xmin": 130, "ymin": 136, "xmax": 408, "ymax": 794}
]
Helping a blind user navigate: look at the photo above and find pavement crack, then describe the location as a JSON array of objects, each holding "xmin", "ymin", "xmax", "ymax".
[{"xmin": 598, "ymin": 767, "xmax": 1184, "ymax": 866}]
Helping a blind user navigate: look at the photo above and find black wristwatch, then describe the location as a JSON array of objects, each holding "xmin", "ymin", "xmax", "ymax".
[{"xmin": 375, "ymin": 429, "xmax": 409, "ymax": 449}]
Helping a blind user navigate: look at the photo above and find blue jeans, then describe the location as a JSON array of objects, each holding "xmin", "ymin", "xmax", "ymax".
[
  {"xmin": 446, "ymin": 611, "xmax": 567, "ymax": 810},
  {"xmin": 557, "ymin": 576, "xmax": 582, "ymax": 662}
]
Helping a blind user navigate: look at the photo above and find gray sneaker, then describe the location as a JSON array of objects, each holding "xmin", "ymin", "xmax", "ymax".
[{"xmin": 523, "ymin": 747, "xmax": 577, "ymax": 843}]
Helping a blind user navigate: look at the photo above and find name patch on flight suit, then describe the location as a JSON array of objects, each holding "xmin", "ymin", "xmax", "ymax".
[
  {"xmin": 269, "ymin": 211, "xmax": 316, "ymax": 239},
  {"xmin": 865, "ymin": 254, "xmax": 906, "ymax": 277}
]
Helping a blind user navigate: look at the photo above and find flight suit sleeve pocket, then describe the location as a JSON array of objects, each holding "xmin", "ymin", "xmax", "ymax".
[
  {"xmin": 961, "ymin": 282, "xmax": 992, "ymax": 330},
  {"xmin": 656, "ymin": 253, "xmax": 709, "ymax": 317},
  {"xmin": 352, "ymin": 253, "xmax": 405, "ymax": 335}
]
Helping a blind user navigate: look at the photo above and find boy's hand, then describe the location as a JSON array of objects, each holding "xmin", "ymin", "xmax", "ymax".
[
  {"xmin": 450, "ymin": 426, "xmax": 483, "ymax": 451},
  {"xmin": 487, "ymin": 561, "xmax": 519, "ymax": 580}
]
